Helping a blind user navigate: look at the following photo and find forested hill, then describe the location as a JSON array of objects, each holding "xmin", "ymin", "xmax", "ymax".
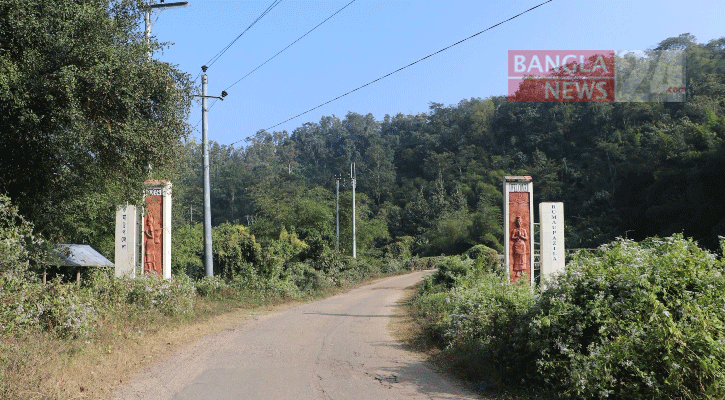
[{"xmin": 175, "ymin": 34, "xmax": 725, "ymax": 256}]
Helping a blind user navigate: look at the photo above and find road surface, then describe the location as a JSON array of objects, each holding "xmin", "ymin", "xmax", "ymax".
[{"xmin": 114, "ymin": 271, "xmax": 480, "ymax": 399}]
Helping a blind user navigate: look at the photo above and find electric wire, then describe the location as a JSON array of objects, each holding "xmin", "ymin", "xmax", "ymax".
[
  {"xmin": 223, "ymin": 0, "xmax": 357, "ymax": 93},
  {"xmin": 190, "ymin": 98, "xmax": 220, "ymax": 135},
  {"xmin": 191, "ymin": 0, "xmax": 357, "ymax": 142},
  {"xmin": 205, "ymin": 0, "xmax": 282, "ymax": 68},
  {"xmin": 234, "ymin": 0, "xmax": 553, "ymax": 145},
  {"xmin": 153, "ymin": 9, "xmax": 162, "ymax": 26},
  {"xmin": 192, "ymin": 0, "xmax": 283, "ymax": 84}
]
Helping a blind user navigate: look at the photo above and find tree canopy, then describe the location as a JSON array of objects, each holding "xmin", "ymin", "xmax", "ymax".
[{"xmin": 0, "ymin": 0, "xmax": 193, "ymax": 244}]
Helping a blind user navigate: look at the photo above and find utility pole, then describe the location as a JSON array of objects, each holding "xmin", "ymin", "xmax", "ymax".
[
  {"xmin": 201, "ymin": 72, "xmax": 212, "ymax": 277},
  {"xmin": 351, "ymin": 163, "xmax": 356, "ymax": 259},
  {"xmin": 335, "ymin": 176, "xmax": 341, "ymax": 252},
  {"xmin": 197, "ymin": 66, "xmax": 227, "ymax": 276},
  {"xmin": 144, "ymin": 1, "xmax": 189, "ymax": 59}
]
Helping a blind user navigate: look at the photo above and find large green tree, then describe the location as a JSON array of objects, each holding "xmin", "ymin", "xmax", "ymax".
[{"xmin": 0, "ymin": 0, "xmax": 192, "ymax": 245}]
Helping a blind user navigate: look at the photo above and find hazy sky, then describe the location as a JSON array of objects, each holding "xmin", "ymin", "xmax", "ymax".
[{"xmin": 147, "ymin": 0, "xmax": 725, "ymax": 146}]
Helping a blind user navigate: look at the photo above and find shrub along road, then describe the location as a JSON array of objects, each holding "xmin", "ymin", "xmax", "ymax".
[{"xmin": 113, "ymin": 271, "xmax": 479, "ymax": 399}]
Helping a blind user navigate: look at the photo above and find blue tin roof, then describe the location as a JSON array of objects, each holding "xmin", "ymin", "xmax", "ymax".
[{"xmin": 54, "ymin": 244, "xmax": 114, "ymax": 267}]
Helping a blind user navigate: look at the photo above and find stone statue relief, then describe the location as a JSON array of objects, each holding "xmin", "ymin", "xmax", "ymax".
[
  {"xmin": 144, "ymin": 203, "xmax": 162, "ymax": 276},
  {"xmin": 510, "ymin": 215, "xmax": 528, "ymax": 279}
]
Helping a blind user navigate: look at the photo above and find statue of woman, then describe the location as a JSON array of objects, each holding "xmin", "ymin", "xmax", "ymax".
[
  {"xmin": 511, "ymin": 215, "xmax": 528, "ymax": 279},
  {"xmin": 144, "ymin": 210, "xmax": 161, "ymax": 276}
]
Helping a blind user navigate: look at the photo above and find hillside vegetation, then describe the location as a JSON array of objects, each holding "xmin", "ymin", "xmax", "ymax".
[
  {"xmin": 1, "ymin": 5, "xmax": 724, "ymax": 397},
  {"xmin": 167, "ymin": 33, "xmax": 725, "ymax": 262}
]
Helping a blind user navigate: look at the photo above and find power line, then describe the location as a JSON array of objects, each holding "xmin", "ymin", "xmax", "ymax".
[
  {"xmin": 189, "ymin": 98, "xmax": 220, "ymax": 137},
  {"xmin": 206, "ymin": 0, "xmax": 282, "ymax": 68},
  {"xmin": 193, "ymin": 0, "xmax": 283, "ymax": 83},
  {"xmin": 255, "ymin": 0, "xmax": 553, "ymax": 136},
  {"xmin": 192, "ymin": 0, "xmax": 357, "ymax": 143},
  {"xmin": 153, "ymin": 9, "xmax": 163, "ymax": 26},
  {"xmin": 223, "ymin": 0, "xmax": 357, "ymax": 93},
  {"xmin": 188, "ymin": 0, "xmax": 283, "ymax": 135}
]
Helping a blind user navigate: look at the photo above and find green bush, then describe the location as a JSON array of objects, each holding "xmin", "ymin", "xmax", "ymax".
[
  {"xmin": 412, "ymin": 235, "xmax": 725, "ymax": 398},
  {"xmin": 285, "ymin": 261, "xmax": 332, "ymax": 293},
  {"xmin": 1, "ymin": 269, "xmax": 197, "ymax": 339},
  {"xmin": 442, "ymin": 272, "xmax": 536, "ymax": 384},
  {"xmin": 0, "ymin": 275, "xmax": 97, "ymax": 338},
  {"xmin": 412, "ymin": 269, "xmax": 536, "ymax": 383},
  {"xmin": 155, "ymin": 274, "xmax": 196, "ymax": 316},
  {"xmin": 37, "ymin": 280, "xmax": 98, "ymax": 338},
  {"xmin": 431, "ymin": 257, "xmax": 472, "ymax": 289},
  {"xmin": 0, "ymin": 194, "xmax": 48, "ymax": 280},
  {"xmin": 384, "ymin": 236, "xmax": 414, "ymax": 259},
  {"xmin": 172, "ymin": 223, "xmax": 204, "ymax": 279},
  {"xmin": 194, "ymin": 275, "xmax": 230, "ymax": 297},
  {"xmin": 121, "ymin": 274, "xmax": 196, "ymax": 317},
  {"xmin": 335, "ymin": 257, "xmax": 381, "ymax": 287},
  {"xmin": 310, "ymin": 247, "xmax": 345, "ymax": 274},
  {"xmin": 85, "ymin": 270, "xmax": 196, "ymax": 317},
  {"xmin": 464, "ymin": 244, "xmax": 501, "ymax": 274},
  {"xmin": 213, "ymin": 223, "xmax": 263, "ymax": 279},
  {"xmin": 529, "ymin": 235, "xmax": 725, "ymax": 399},
  {"xmin": 262, "ymin": 229, "xmax": 309, "ymax": 280},
  {"xmin": 85, "ymin": 269, "xmax": 132, "ymax": 312},
  {"xmin": 411, "ymin": 288, "xmax": 458, "ymax": 345}
]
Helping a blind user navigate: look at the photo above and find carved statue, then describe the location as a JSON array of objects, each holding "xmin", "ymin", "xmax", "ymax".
[
  {"xmin": 511, "ymin": 215, "xmax": 528, "ymax": 279},
  {"xmin": 144, "ymin": 209, "xmax": 162, "ymax": 276}
]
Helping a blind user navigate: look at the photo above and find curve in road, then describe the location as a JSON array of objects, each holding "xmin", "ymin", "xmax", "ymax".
[{"xmin": 114, "ymin": 271, "xmax": 479, "ymax": 400}]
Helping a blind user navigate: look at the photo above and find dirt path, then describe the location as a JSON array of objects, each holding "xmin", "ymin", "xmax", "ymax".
[{"xmin": 113, "ymin": 271, "xmax": 480, "ymax": 399}]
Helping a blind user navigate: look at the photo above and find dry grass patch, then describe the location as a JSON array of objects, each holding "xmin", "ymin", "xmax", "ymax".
[{"xmin": 389, "ymin": 282, "xmax": 442, "ymax": 356}]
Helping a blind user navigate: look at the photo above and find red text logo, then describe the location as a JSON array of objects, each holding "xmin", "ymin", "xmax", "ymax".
[{"xmin": 508, "ymin": 50, "xmax": 615, "ymax": 102}]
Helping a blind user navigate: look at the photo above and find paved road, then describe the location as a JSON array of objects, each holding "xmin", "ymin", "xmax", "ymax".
[{"xmin": 114, "ymin": 271, "xmax": 480, "ymax": 399}]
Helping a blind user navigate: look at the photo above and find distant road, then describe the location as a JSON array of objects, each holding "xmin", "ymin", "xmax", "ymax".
[{"xmin": 114, "ymin": 271, "xmax": 480, "ymax": 399}]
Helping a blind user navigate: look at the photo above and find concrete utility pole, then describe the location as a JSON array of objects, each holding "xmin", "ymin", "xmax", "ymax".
[
  {"xmin": 351, "ymin": 163, "xmax": 357, "ymax": 259},
  {"xmin": 144, "ymin": 1, "xmax": 189, "ymax": 59},
  {"xmin": 198, "ymin": 67, "xmax": 227, "ymax": 276},
  {"xmin": 335, "ymin": 176, "xmax": 341, "ymax": 252},
  {"xmin": 202, "ymin": 72, "xmax": 212, "ymax": 277}
]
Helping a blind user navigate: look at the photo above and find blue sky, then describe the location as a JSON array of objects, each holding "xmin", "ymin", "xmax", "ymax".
[{"xmin": 147, "ymin": 0, "xmax": 724, "ymax": 146}]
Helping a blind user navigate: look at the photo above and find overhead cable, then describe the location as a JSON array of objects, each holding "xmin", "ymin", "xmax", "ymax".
[
  {"xmin": 223, "ymin": 0, "xmax": 358, "ymax": 92},
  {"xmin": 192, "ymin": 0, "xmax": 358, "ymax": 140},
  {"xmin": 193, "ymin": 0, "xmax": 283, "ymax": 83},
  {"xmin": 257, "ymin": 0, "xmax": 553, "ymax": 135}
]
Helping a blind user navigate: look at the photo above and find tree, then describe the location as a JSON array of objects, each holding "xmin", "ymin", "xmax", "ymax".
[{"xmin": 0, "ymin": 0, "xmax": 193, "ymax": 244}]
